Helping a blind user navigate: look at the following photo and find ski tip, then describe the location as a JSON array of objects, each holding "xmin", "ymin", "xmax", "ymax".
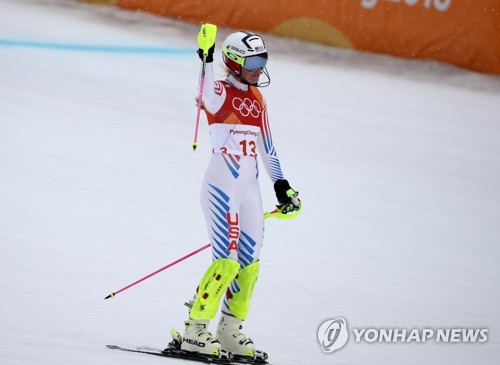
[{"xmin": 104, "ymin": 292, "xmax": 116, "ymax": 300}]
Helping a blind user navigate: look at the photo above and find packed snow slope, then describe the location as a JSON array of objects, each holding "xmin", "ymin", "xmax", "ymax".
[{"xmin": 1, "ymin": 1, "xmax": 499, "ymax": 364}]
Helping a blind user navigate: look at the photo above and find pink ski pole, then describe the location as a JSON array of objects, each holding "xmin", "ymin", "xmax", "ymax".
[
  {"xmin": 192, "ymin": 23, "xmax": 217, "ymax": 151},
  {"xmin": 103, "ymin": 205, "xmax": 298, "ymax": 300},
  {"xmin": 104, "ymin": 243, "xmax": 211, "ymax": 299},
  {"xmin": 192, "ymin": 67, "xmax": 205, "ymax": 152}
]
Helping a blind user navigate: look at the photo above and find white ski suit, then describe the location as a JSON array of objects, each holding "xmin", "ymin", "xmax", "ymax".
[{"xmin": 198, "ymin": 63, "xmax": 285, "ymax": 314}]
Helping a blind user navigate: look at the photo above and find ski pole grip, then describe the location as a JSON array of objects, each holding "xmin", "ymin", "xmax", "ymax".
[{"xmin": 197, "ymin": 23, "xmax": 217, "ymax": 55}]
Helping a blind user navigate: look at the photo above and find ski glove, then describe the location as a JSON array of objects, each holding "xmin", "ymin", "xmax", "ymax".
[
  {"xmin": 274, "ymin": 179, "xmax": 300, "ymax": 214},
  {"xmin": 197, "ymin": 44, "xmax": 215, "ymax": 63}
]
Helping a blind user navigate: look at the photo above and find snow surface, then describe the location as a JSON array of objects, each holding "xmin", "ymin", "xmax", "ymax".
[{"xmin": 1, "ymin": 1, "xmax": 500, "ymax": 364}]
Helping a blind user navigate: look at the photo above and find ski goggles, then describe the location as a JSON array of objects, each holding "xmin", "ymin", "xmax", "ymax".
[
  {"xmin": 224, "ymin": 48, "xmax": 268, "ymax": 71},
  {"xmin": 242, "ymin": 53, "xmax": 268, "ymax": 71}
]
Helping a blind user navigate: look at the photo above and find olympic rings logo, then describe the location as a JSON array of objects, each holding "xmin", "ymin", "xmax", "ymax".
[{"xmin": 232, "ymin": 97, "xmax": 262, "ymax": 118}]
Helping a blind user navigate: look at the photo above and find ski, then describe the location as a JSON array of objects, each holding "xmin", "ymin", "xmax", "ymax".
[
  {"xmin": 106, "ymin": 344, "xmax": 233, "ymax": 364},
  {"xmin": 107, "ymin": 329, "xmax": 270, "ymax": 365}
]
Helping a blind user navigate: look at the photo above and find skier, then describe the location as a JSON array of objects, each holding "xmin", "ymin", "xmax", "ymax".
[{"xmin": 181, "ymin": 28, "xmax": 301, "ymax": 359}]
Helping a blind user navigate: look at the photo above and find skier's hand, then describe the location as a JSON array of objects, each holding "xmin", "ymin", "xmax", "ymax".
[
  {"xmin": 274, "ymin": 179, "xmax": 300, "ymax": 214},
  {"xmin": 197, "ymin": 44, "xmax": 214, "ymax": 63}
]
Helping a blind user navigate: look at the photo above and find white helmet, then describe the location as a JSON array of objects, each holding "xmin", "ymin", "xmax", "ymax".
[{"xmin": 222, "ymin": 31, "xmax": 270, "ymax": 87}]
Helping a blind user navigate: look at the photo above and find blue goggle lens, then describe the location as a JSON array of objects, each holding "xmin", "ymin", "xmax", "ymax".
[{"xmin": 243, "ymin": 53, "xmax": 268, "ymax": 71}]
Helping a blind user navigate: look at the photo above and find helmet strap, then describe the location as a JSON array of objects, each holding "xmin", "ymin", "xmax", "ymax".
[
  {"xmin": 237, "ymin": 66, "xmax": 271, "ymax": 88},
  {"xmin": 257, "ymin": 68, "xmax": 271, "ymax": 88}
]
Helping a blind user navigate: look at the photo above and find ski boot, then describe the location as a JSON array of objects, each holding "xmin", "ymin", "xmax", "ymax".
[
  {"xmin": 180, "ymin": 318, "xmax": 222, "ymax": 356},
  {"xmin": 217, "ymin": 312, "xmax": 256, "ymax": 357}
]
